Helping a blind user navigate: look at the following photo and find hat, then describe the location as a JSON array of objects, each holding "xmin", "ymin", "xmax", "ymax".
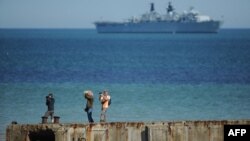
[{"xmin": 83, "ymin": 90, "xmax": 93, "ymax": 96}]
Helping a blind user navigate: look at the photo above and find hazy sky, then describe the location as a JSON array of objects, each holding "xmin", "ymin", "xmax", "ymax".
[{"xmin": 1, "ymin": 0, "xmax": 250, "ymax": 28}]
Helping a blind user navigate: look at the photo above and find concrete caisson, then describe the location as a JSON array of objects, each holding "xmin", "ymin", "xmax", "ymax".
[{"xmin": 6, "ymin": 120, "xmax": 250, "ymax": 141}]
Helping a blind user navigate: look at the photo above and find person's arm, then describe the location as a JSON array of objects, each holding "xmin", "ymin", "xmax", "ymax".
[
  {"xmin": 51, "ymin": 98, "xmax": 55, "ymax": 104},
  {"xmin": 103, "ymin": 95, "xmax": 109, "ymax": 102},
  {"xmin": 85, "ymin": 94, "xmax": 93, "ymax": 100}
]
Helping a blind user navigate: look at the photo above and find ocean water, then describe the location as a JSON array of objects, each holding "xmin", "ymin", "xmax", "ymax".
[{"xmin": 1, "ymin": 29, "xmax": 250, "ymax": 139}]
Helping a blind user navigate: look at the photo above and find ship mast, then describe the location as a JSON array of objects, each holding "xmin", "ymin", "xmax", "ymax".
[{"xmin": 150, "ymin": 3, "xmax": 155, "ymax": 12}]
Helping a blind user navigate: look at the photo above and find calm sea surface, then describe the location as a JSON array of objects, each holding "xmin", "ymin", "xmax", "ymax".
[{"xmin": 1, "ymin": 29, "xmax": 250, "ymax": 139}]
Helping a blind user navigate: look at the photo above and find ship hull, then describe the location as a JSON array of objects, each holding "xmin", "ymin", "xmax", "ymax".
[{"xmin": 95, "ymin": 21, "xmax": 221, "ymax": 33}]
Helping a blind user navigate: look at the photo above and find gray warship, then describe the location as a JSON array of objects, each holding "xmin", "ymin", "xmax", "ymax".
[{"xmin": 94, "ymin": 2, "xmax": 222, "ymax": 33}]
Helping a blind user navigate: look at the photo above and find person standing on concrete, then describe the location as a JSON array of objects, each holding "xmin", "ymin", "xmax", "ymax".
[
  {"xmin": 44, "ymin": 93, "xmax": 55, "ymax": 123},
  {"xmin": 99, "ymin": 90, "xmax": 111, "ymax": 122},
  {"xmin": 84, "ymin": 90, "xmax": 94, "ymax": 123}
]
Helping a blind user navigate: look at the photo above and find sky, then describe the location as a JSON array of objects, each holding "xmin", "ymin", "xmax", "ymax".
[{"xmin": 0, "ymin": 0, "xmax": 250, "ymax": 28}]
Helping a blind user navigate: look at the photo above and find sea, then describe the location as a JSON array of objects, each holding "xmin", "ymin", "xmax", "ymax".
[{"xmin": 1, "ymin": 29, "xmax": 250, "ymax": 140}]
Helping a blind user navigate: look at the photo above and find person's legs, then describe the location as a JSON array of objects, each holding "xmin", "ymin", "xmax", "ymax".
[
  {"xmin": 44, "ymin": 111, "xmax": 54, "ymax": 123},
  {"xmin": 100, "ymin": 108, "xmax": 107, "ymax": 122},
  {"xmin": 44, "ymin": 111, "xmax": 50, "ymax": 117},
  {"xmin": 50, "ymin": 111, "xmax": 54, "ymax": 123},
  {"xmin": 87, "ymin": 108, "xmax": 94, "ymax": 123}
]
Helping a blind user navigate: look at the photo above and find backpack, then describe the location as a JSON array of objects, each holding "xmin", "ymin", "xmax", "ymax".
[{"xmin": 108, "ymin": 98, "xmax": 111, "ymax": 106}]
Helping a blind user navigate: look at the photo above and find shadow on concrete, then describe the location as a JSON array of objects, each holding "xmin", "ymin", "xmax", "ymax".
[{"xmin": 29, "ymin": 129, "xmax": 55, "ymax": 141}]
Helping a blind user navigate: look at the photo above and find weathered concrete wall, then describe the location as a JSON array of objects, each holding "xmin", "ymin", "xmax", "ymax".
[{"xmin": 6, "ymin": 120, "xmax": 250, "ymax": 141}]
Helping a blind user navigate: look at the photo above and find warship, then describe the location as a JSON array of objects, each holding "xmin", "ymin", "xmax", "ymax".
[{"xmin": 94, "ymin": 2, "xmax": 222, "ymax": 33}]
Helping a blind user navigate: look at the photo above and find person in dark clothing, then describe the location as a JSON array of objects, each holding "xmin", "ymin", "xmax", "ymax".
[
  {"xmin": 84, "ymin": 90, "xmax": 94, "ymax": 123},
  {"xmin": 44, "ymin": 93, "xmax": 55, "ymax": 123}
]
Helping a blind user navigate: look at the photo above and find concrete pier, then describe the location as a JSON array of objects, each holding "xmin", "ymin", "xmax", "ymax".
[{"xmin": 6, "ymin": 120, "xmax": 250, "ymax": 141}]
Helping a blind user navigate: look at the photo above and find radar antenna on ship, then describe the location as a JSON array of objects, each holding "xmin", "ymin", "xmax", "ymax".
[{"xmin": 167, "ymin": 2, "xmax": 174, "ymax": 13}]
